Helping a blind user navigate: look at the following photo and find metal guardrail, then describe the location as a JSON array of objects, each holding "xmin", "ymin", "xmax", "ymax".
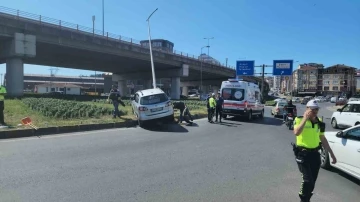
[{"xmin": 0, "ymin": 6, "xmax": 236, "ymax": 71}]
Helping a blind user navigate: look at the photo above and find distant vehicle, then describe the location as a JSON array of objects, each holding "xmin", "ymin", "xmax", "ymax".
[
  {"xmin": 320, "ymin": 125, "xmax": 360, "ymax": 180},
  {"xmin": 335, "ymin": 99, "xmax": 347, "ymax": 106},
  {"xmin": 271, "ymin": 101, "xmax": 288, "ymax": 117},
  {"xmin": 330, "ymin": 96, "xmax": 337, "ymax": 103},
  {"xmin": 292, "ymin": 97, "xmax": 301, "ymax": 103},
  {"xmin": 220, "ymin": 79, "xmax": 265, "ymax": 120},
  {"xmin": 301, "ymin": 97, "xmax": 311, "ymax": 105},
  {"xmin": 274, "ymin": 98, "xmax": 286, "ymax": 103},
  {"xmin": 331, "ymin": 101, "xmax": 360, "ymax": 129},
  {"xmin": 131, "ymin": 88, "xmax": 174, "ymax": 127}
]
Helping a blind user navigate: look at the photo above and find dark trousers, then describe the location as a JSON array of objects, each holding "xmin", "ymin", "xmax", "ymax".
[
  {"xmin": 0, "ymin": 101, "xmax": 4, "ymax": 124},
  {"xmin": 215, "ymin": 106, "xmax": 222, "ymax": 121},
  {"xmin": 112, "ymin": 100, "xmax": 120, "ymax": 117},
  {"xmin": 208, "ymin": 108, "xmax": 215, "ymax": 122},
  {"xmin": 180, "ymin": 107, "xmax": 193, "ymax": 124},
  {"xmin": 296, "ymin": 151, "xmax": 321, "ymax": 202}
]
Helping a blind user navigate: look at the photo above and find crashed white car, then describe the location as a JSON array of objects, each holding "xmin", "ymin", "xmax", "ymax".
[{"xmin": 320, "ymin": 125, "xmax": 360, "ymax": 180}]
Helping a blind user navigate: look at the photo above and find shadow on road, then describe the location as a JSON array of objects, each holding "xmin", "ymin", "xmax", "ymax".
[
  {"xmin": 214, "ymin": 121, "xmax": 240, "ymax": 127},
  {"xmin": 326, "ymin": 167, "xmax": 360, "ymax": 186},
  {"xmin": 225, "ymin": 116, "xmax": 283, "ymax": 126},
  {"xmin": 141, "ymin": 123, "xmax": 189, "ymax": 133}
]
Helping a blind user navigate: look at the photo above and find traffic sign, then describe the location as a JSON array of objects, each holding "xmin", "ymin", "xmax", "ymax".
[
  {"xmin": 236, "ymin": 60, "xmax": 255, "ymax": 76},
  {"xmin": 273, "ymin": 60, "xmax": 293, "ymax": 76}
]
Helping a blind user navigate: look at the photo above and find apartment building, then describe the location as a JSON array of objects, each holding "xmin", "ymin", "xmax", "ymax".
[
  {"xmin": 273, "ymin": 76, "xmax": 281, "ymax": 92},
  {"xmin": 318, "ymin": 64, "xmax": 356, "ymax": 96},
  {"xmin": 292, "ymin": 63, "xmax": 325, "ymax": 95}
]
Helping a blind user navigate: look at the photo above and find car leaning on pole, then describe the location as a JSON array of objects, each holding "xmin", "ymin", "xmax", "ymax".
[{"xmin": 131, "ymin": 88, "xmax": 174, "ymax": 127}]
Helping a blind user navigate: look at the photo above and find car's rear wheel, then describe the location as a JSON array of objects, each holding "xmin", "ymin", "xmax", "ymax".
[
  {"xmin": 320, "ymin": 146, "xmax": 331, "ymax": 169},
  {"xmin": 331, "ymin": 118, "xmax": 338, "ymax": 129}
]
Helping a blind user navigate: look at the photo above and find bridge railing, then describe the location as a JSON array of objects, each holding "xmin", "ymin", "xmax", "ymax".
[{"xmin": 0, "ymin": 6, "xmax": 236, "ymax": 71}]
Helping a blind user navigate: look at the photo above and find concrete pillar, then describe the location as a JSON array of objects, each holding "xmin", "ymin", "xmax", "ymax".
[
  {"xmin": 6, "ymin": 58, "xmax": 24, "ymax": 97},
  {"xmin": 170, "ymin": 77, "xmax": 180, "ymax": 100},
  {"xmin": 182, "ymin": 86, "xmax": 188, "ymax": 96},
  {"xmin": 103, "ymin": 74, "xmax": 113, "ymax": 93},
  {"xmin": 143, "ymin": 80, "xmax": 152, "ymax": 89},
  {"xmin": 213, "ymin": 86, "xmax": 220, "ymax": 94},
  {"xmin": 118, "ymin": 80, "xmax": 127, "ymax": 97}
]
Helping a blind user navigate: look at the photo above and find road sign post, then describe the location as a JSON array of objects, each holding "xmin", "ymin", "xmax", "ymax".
[
  {"xmin": 273, "ymin": 60, "xmax": 293, "ymax": 76},
  {"xmin": 236, "ymin": 60, "xmax": 255, "ymax": 77}
]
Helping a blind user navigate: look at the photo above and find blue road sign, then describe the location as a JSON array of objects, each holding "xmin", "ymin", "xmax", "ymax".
[
  {"xmin": 236, "ymin": 60, "xmax": 255, "ymax": 76},
  {"xmin": 273, "ymin": 60, "xmax": 293, "ymax": 76}
]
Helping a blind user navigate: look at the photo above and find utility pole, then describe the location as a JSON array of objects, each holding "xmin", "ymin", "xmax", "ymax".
[
  {"xmin": 204, "ymin": 37, "xmax": 214, "ymax": 56},
  {"xmin": 225, "ymin": 58, "xmax": 228, "ymax": 67},
  {"xmin": 261, "ymin": 64, "xmax": 265, "ymax": 99},
  {"xmin": 95, "ymin": 71, "xmax": 97, "ymax": 94},
  {"xmin": 92, "ymin": 15, "xmax": 95, "ymax": 36}
]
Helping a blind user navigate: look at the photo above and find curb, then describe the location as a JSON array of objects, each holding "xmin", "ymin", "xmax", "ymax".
[{"xmin": 0, "ymin": 114, "xmax": 208, "ymax": 139}]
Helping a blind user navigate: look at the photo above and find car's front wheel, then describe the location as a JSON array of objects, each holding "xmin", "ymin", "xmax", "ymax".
[
  {"xmin": 320, "ymin": 146, "xmax": 331, "ymax": 169},
  {"xmin": 331, "ymin": 118, "xmax": 338, "ymax": 129}
]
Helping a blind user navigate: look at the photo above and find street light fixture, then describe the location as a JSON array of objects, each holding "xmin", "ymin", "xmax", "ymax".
[
  {"xmin": 200, "ymin": 45, "xmax": 210, "ymax": 93},
  {"xmin": 146, "ymin": 8, "xmax": 158, "ymax": 89},
  {"xmin": 203, "ymin": 37, "xmax": 214, "ymax": 56}
]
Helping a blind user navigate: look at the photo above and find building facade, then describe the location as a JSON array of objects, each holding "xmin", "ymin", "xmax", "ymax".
[
  {"xmin": 273, "ymin": 76, "xmax": 281, "ymax": 92},
  {"xmin": 318, "ymin": 64, "xmax": 356, "ymax": 96},
  {"xmin": 292, "ymin": 63, "xmax": 325, "ymax": 95},
  {"xmin": 292, "ymin": 63, "xmax": 356, "ymax": 96},
  {"xmin": 35, "ymin": 83, "xmax": 82, "ymax": 95}
]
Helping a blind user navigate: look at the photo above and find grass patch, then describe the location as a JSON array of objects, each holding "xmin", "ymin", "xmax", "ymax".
[
  {"xmin": 2, "ymin": 98, "xmax": 208, "ymax": 130},
  {"xmin": 265, "ymin": 101, "xmax": 276, "ymax": 106}
]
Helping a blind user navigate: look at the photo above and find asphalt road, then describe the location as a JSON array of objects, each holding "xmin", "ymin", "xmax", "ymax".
[{"xmin": 0, "ymin": 102, "xmax": 359, "ymax": 202}]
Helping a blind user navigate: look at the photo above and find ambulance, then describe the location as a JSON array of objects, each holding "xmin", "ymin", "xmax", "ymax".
[{"xmin": 220, "ymin": 79, "xmax": 265, "ymax": 120}]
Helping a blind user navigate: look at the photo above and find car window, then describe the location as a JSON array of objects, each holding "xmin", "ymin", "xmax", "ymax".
[
  {"xmin": 140, "ymin": 93, "xmax": 168, "ymax": 105},
  {"xmin": 346, "ymin": 128, "xmax": 360, "ymax": 140},
  {"xmin": 222, "ymin": 88, "xmax": 245, "ymax": 101},
  {"xmin": 278, "ymin": 102, "xmax": 287, "ymax": 107},
  {"xmin": 351, "ymin": 104, "xmax": 360, "ymax": 113},
  {"xmin": 342, "ymin": 104, "xmax": 352, "ymax": 112}
]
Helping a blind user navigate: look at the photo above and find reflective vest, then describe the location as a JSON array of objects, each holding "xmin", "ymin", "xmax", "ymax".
[
  {"xmin": 0, "ymin": 86, "xmax": 6, "ymax": 101},
  {"xmin": 294, "ymin": 116, "xmax": 324, "ymax": 149}
]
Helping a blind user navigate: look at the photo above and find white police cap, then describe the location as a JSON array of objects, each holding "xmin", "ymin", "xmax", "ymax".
[{"xmin": 306, "ymin": 99, "xmax": 320, "ymax": 109}]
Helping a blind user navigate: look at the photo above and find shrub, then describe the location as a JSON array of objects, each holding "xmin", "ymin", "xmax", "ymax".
[{"xmin": 22, "ymin": 98, "xmax": 125, "ymax": 119}]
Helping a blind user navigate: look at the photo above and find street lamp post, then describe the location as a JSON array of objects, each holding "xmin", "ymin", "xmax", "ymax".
[
  {"xmin": 200, "ymin": 45, "xmax": 210, "ymax": 93},
  {"xmin": 102, "ymin": 0, "xmax": 104, "ymax": 36},
  {"xmin": 92, "ymin": 15, "xmax": 95, "ymax": 36},
  {"xmin": 146, "ymin": 8, "xmax": 158, "ymax": 89},
  {"xmin": 203, "ymin": 37, "xmax": 214, "ymax": 56}
]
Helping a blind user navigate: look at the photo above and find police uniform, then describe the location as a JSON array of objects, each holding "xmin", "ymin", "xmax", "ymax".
[
  {"xmin": 293, "ymin": 100, "xmax": 325, "ymax": 202},
  {"xmin": 208, "ymin": 93, "xmax": 216, "ymax": 122},
  {"xmin": 0, "ymin": 86, "xmax": 7, "ymax": 125}
]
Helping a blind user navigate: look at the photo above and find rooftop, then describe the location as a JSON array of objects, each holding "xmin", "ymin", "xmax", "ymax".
[
  {"xmin": 35, "ymin": 83, "xmax": 84, "ymax": 88},
  {"xmin": 24, "ymin": 74, "xmax": 104, "ymax": 80},
  {"xmin": 137, "ymin": 88, "xmax": 166, "ymax": 96}
]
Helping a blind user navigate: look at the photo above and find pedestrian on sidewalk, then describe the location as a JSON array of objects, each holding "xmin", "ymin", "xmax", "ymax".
[
  {"xmin": 293, "ymin": 100, "xmax": 337, "ymax": 202},
  {"xmin": 215, "ymin": 92, "xmax": 224, "ymax": 122}
]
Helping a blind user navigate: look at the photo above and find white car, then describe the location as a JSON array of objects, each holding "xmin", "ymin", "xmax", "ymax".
[
  {"xmin": 320, "ymin": 125, "xmax": 360, "ymax": 180},
  {"xmin": 331, "ymin": 101, "xmax": 360, "ymax": 129},
  {"xmin": 131, "ymin": 88, "xmax": 174, "ymax": 127}
]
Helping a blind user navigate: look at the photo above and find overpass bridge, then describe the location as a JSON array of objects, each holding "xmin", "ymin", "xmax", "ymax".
[{"xmin": 0, "ymin": 6, "xmax": 236, "ymax": 98}]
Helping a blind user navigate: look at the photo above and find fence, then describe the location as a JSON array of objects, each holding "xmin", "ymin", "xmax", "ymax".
[{"xmin": 0, "ymin": 6, "xmax": 236, "ymax": 70}]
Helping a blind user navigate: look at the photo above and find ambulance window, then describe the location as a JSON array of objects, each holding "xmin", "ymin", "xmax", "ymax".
[
  {"xmin": 222, "ymin": 88, "xmax": 245, "ymax": 101},
  {"xmin": 255, "ymin": 91, "xmax": 260, "ymax": 100}
]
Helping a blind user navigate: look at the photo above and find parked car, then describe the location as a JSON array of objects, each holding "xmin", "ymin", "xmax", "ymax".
[
  {"xmin": 301, "ymin": 97, "xmax": 310, "ymax": 105},
  {"xmin": 330, "ymin": 96, "xmax": 337, "ymax": 103},
  {"xmin": 131, "ymin": 88, "xmax": 174, "ymax": 127},
  {"xmin": 320, "ymin": 124, "xmax": 360, "ymax": 180},
  {"xmin": 271, "ymin": 101, "xmax": 287, "ymax": 117},
  {"xmin": 292, "ymin": 97, "xmax": 301, "ymax": 103},
  {"xmin": 335, "ymin": 99, "xmax": 347, "ymax": 106},
  {"xmin": 331, "ymin": 101, "xmax": 360, "ymax": 129}
]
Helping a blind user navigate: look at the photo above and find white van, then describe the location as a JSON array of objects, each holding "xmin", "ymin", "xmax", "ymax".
[{"xmin": 220, "ymin": 79, "xmax": 265, "ymax": 120}]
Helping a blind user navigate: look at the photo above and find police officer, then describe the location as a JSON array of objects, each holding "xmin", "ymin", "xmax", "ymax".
[
  {"xmin": 0, "ymin": 85, "xmax": 7, "ymax": 125},
  {"xmin": 208, "ymin": 93, "xmax": 216, "ymax": 123},
  {"xmin": 293, "ymin": 100, "xmax": 337, "ymax": 202}
]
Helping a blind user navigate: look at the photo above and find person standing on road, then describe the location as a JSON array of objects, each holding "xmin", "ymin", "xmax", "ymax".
[
  {"xmin": 293, "ymin": 100, "xmax": 337, "ymax": 202},
  {"xmin": 0, "ymin": 85, "xmax": 7, "ymax": 125},
  {"xmin": 208, "ymin": 93, "xmax": 216, "ymax": 123},
  {"xmin": 215, "ymin": 92, "xmax": 224, "ymax": 122}
]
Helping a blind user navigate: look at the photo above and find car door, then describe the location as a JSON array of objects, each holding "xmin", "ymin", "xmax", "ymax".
[
  {"xmin": 132, "ymin": 93, "xmax": 139, "ymax": 115},
  {"xmin": 349, "ymin": 104, "xmax": 360, "ymax": 127},
  {"xmin": 342, "ymin": 128, "xmax": 360, "ymax": 176},
  {"xmin": 337, "ymin": 104, "xmax": 353, "ymax": 127}
]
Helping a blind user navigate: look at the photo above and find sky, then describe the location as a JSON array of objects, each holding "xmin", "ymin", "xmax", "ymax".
[{"xmin": 0, "ymin": 0, "xmax": 359, "ymax": 79}]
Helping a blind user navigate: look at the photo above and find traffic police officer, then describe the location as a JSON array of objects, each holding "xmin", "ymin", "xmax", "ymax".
[
  {"xmin": 208, "ymin": 93, "xmax": 216, "ymax": 123},
  {"xmin": 0, "ymin": 85, "xmax": 6, "ymax": 125},
  {"xmin": 293, "ymin": 100, "xmax": 337, "ymax": 202}
]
